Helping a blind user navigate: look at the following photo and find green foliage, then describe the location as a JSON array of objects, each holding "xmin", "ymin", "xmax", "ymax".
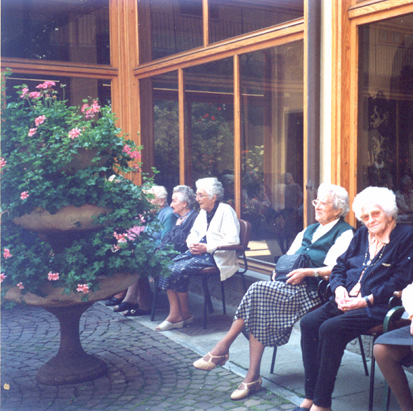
[{"xmin": 1, "ymin": 76, "xmax": 177, "ymax": 300}]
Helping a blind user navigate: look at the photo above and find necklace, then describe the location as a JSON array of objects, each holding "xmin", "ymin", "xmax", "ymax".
[{"xmin": 349, "ymin": 243, "xmax": 387, "ymax": 297}]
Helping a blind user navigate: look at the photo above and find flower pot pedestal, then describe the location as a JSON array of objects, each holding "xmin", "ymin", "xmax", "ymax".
[{"xmin": 37, "ymin": 303, "xmax": 106, "ymax": 385}]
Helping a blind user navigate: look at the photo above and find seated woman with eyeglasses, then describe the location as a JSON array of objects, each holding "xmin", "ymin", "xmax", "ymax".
[
  {"xmin": 297, "ymin": 186, "xmax": 413, "ymax": 411},
  {"xmin": 373, "ymin": 282, "xmax": 413, "ymax": 411},
  {"xmin": 193, "ymin": 183, "xmax": 354, "ymax": 401},
  {"xmin": 156, "ymin": 177, "xmax": 240, "ymax": 332}
]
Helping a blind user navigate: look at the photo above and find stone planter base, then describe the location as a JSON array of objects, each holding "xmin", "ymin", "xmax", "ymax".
[{"xmin": 38, "ymin": 304, "xmax": 106, "ymax": 385}]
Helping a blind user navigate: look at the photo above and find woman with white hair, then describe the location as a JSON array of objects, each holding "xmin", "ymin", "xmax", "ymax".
[
  {"xmin": 297, "ymin": 186, "xmax": 413, "ymax": 411},
  {"xmin": 156, "ymin": 177, "xmax": 240, "ymax": 331},
  {"xmin": 194, "ymin": 183, "xmax": 354, "ymax": 401}
]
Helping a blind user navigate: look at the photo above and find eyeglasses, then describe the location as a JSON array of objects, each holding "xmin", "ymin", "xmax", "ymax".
[
  {"xmin": 196, "ymin": 193, "xmax": 208, "ymax": 199},
  {"xmin": 360, "ymin": 210, "xmax": 382, "ymax": 223},
  {"xmin": 312, "ymin": 199, "xmax": 332, "ymax": 207}
]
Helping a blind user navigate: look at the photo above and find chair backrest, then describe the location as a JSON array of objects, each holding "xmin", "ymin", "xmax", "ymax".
[{"xmin": 238, "ymin": 219, "xmax": 251, "ymax": 251}]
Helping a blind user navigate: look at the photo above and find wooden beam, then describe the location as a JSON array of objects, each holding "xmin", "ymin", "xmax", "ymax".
[
  {"xmin": 233, "ymin": 54, "xmax": 241, "ymax": 217},
  {"xmin": 178, "ymin": 68, "xmax": 186, "ymax": 184}
]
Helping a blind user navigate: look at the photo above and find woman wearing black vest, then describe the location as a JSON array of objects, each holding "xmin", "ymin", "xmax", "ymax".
[{"xmin": 193, "ymin": 183, "xmax": 354, "ymax": 400}]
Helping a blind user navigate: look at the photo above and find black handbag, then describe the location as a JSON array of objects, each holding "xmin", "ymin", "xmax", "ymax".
[{"xmin": 273, "ymin": 253, "xmax": 311, "ymax": 282}]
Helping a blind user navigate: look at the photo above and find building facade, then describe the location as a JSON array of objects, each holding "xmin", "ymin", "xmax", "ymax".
[{"xmin": 2, "ymin": 0, "xmax": 413, "ymax": 272}]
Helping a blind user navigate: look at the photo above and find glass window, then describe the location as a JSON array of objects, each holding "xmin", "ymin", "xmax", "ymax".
[
  {"xmin": 209, "ymin": 0, "xmax": 303, "ymax": 44},
  {"xmin": 240, "ymin": 42, "xmax": 304, "ymax": 263},
  {"xmin": 153, "ymin": 72, "xmax": 180, "ymax": 196},
  {"xmin": 184, "ymin": 59, "xmax": 234, "ymax": 190},
  {"xmin": 358, "ymin": 13, "xmax": 413, "ymax": 225},
  {"xmin": 1, "ymin": 0, "xmax": 110, "ymax": 64},
  {"xmin": 5, "ymin": 74, "xmax": 111, "ymax": 106},
  {"xmin": 149, "ymin": 0, "xmax": 203, "ymax": 60}
]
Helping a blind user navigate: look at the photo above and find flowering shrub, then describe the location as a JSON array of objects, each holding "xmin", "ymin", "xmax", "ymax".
[{"xmin": 1, "ymin": 77, "xmax": 176, "ymax": 300}]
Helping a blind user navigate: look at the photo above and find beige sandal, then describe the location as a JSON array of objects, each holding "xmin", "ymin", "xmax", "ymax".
[{"xmin": 193, "ymin": 352, "xmax": 229, "ymax": 371}]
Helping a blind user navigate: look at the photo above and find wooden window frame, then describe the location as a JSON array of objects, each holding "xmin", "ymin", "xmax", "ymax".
[{"xmin": 332, "ymin": 0, "xmax": 413, "ymax": 226}]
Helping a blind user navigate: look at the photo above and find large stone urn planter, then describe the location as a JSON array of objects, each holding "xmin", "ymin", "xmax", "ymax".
[
  {"xmin": 6, "ymin": 206, "xmax": 138, "ymax": 385},
  {"xmin": 5, "ymin": 272, "xmax": 138, "ymax": 385}
]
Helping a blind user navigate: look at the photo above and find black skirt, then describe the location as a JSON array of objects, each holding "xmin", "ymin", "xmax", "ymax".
[{"xmin": 375, "ymin": 325, "xmax": 413, "ymax": 367}]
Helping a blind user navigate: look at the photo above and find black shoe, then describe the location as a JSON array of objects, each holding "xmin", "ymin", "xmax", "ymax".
[
  {"xmin": 293, "ymin": 407, "xmax": 310, "ymax": 411},
  {"xmin": 105, "ymin": 296, "xmax": 123, "ymax": 306},
  {"xmin": 113, "ymin": 302, "xmax": 137, "ymax": 312},
  {"xmin": 124, "ymin": 307, "xmax": 151, "ymax": 316}
]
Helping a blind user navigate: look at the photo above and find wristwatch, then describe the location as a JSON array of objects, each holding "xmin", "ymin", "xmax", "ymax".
[{"xmin": 313, "ymin": 270, "xmax": 320, "ymax": 277}]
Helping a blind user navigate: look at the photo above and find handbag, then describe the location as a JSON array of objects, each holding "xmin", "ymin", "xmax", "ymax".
[{"xmin": 273, "ymin": 253, "xmax": 311, "ymax": 282}]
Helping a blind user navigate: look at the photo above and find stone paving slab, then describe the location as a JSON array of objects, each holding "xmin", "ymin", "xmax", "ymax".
[{"xmin": 1, "ymin": 303, "xmax": 296, "ymax": 411}]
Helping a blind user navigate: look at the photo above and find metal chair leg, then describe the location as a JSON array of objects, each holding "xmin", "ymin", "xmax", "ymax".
[
  {"xmin": 270, "ymin": 346, "xmax": 278, "ymax": 374},
  {"xmin": 369, "ymin": 353, "xmax": 376, "ymax": 411},
  {"xmin": 358, "ymin": 335, "xmax": 369, "ymax": 376},
  {"xmin": 221, "ymin": 281, "xmax": 226, "ymax": 315},
  {"xmin": 150, "ymin": 277, "xmax": 159, "ymax": 321}
]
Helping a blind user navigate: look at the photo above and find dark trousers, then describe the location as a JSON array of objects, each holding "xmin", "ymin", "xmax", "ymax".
[{"xmin": 300, "ymin": 300, "xmax": 381, "ymax": 407}]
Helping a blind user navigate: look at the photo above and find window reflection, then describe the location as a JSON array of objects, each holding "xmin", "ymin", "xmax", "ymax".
[
  {"xmin": 240, "ymin": 43, "xmax": 304, "ymax": 262},
  {"xmin": 358, "ymin": 14, "xmax": 413, "ymax": 225},
  {"xmin": 1, "ymin": 0, "xmax": 110, "ymax": 64},
  {"xmin": 5, "ymin": 74, "xmax": 111, "ymax": 107}
]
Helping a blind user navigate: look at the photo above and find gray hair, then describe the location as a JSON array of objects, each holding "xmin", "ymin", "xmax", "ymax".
[
  {"xmin": 317, "ymin": 183, "xmax": 350, "ymax": 218},
  {"xmin": 196, "ymin": 177, "xmax": 224, "ymax": 202},
  {"xmin": 173, "ymin": 185, "xmax": 196, "ymax": 209},
  {"xmin": 353, "ymin": 186, "xmax": 397, "ymax": 222},
  {"xmin": 150, "ymin": 185, "xmax": 168, "ymax": 201}
]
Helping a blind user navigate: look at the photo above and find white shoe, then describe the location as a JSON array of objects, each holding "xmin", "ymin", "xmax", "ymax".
[{"xmin": 156, "ymin": 320, "xmax": 184, "ymax": 331}]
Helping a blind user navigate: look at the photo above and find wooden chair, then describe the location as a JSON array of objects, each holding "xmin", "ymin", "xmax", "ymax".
[{"xmin": 151, "ymin": 219, "xmax": 251, "ymax": 327}]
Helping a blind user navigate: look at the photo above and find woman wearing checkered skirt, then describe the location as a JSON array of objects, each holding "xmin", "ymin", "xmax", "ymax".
[{"xmin": 193, "ymin": 183, "xmax": 354, "ymax": 401}]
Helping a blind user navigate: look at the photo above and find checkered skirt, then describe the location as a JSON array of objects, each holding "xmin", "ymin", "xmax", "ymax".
[{"xmin": 234, "ymin": 280, "xmax": 322, "ymax": 347}]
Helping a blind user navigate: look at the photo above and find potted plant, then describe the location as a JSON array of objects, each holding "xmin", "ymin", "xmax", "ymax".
[{"xmin": 0, "ymin": 74, "xmax": 176, "ymax": 384}]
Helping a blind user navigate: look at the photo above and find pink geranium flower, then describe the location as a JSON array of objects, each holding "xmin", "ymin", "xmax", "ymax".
[
  {"xmin": 20, "ymin": 191, "xmax": 29, "ymax": 200},
  {"xmin": 0, "ymin": 273, "xmax": 6, "ymax": 283},
  {"xmin": 113, "ymin": 232, "xmax": 128, "ymax": 243},
  {"xmin": 28, "ymin": 128, "xmax": 37, "ymax": 137},
  {"xmin": 20, "ymin": 87, "xmax": 29, "ymax": 98},
  {"xmin": 76, "ymin": 284, "xmax": 90, "ymax": 294},
  {"xmin": 0, "ymin": 157, "xmax": 6, "ymax": 170},
  {"xmin": 3, "ymin": 248, "xmax": 12, "ymax": 259},
  {"xmin": 28, "ymin": 91, "xmax": 41, "ymax": 99},
  {"xmin": 81, "ymin": 100, "xmax": 100, "ymax": 119},
  {"xmin": 48, "ymin": 272, "xmax": 60, "ymax": 281},
  {"xmin": 36, "ymin": 81, "xmax": 56, "ymax": 90},
  {"xmin": 68, "ymin": 128, "xmax": 82, "ymax": 139},
  {"xmin": 16, "ymin": 282, "xmax": 24, "ymax": 290},
  {"xmin": 35, "ymin": 115, "xmax": 46, "ymax": 126}
]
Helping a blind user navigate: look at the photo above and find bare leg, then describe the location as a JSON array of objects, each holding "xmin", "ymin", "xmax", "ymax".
[
  {"xmin": 113, "ymin": 290, "xmax": 126, "ymax": 300},
  {"xmin": 164, "ymin": 289, "xmax": 184, "ymax": 323},
  {"xmin": 122, "ymin": 280, "xmax": 139, "ymax": 303},
  {"xmin": 242, "ymin": 333, "xmax": 265, "ymax": 383},
  {"xmin": 374, "ymin": 343, "xmax": 413, "ymax": 411},
  {"xmin": 176, "ymin": 291, "xmax": 192, "ymax": 320},
  {"xmin": 137, "ymin": 277, "xmax": 153, "ymax": 310}
]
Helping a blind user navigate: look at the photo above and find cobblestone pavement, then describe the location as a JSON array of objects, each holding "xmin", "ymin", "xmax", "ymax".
[{"xmin": 1, "ymin": 303, "xmax": 296, "ymax": 411}]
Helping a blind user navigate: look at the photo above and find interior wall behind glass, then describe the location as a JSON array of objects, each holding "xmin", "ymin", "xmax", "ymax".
[
  {"xmin": 184, "ymin": 59, "xmax": 234, "ymax": 195},
  {"xmin": 150, "ymin": 0, "xmax": 203, "ymax": 60},
  {"xmin": 209, "ymin": 0, "xmax": 303, "ymax": 44},
  {"xmin": 358, "ymin": 14, "xmax": 413, "ymax": 225},
  {"xmin": 1, "ymin": 0, "xmax": 110, "ymax": 64},
  {"xmin": 240, "ymin": 42, "xmax": 303, "ymax": 262},
  {"xmin": 153, "ymin": 72, "xmax": 180, "ymax": 197}
]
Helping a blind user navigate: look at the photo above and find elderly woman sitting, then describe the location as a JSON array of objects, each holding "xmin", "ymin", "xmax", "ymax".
[
  {"xmin": 374, "ymin": 282, "xmax": 413, "ymax": 411},
  {"xmin": 156, "ymin": 177, "xmax": 240, "ymax": 331},
  {"xmin": 193, "ymin": 183, "xmax": 354, "ymax": 400},
  {"xmin": 297, "ymin": 186, "xmax": 413, "ymax": 411},
  {"xmin": 112, "ymin": 185, "xmax": 198, "ymax": 316}
]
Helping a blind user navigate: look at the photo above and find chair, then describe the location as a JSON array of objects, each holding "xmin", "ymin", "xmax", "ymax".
[
  {"xmin": 269, "ymin": 278, "xmax": 331, "ymax": 374},
  {"xmin": 150, "ymin": 219, "xmax": 251, "ymax": 328}
]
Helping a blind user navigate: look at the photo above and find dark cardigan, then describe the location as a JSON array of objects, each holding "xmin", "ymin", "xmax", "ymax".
[{"xmin": 329, "ymin": 224, "xmax": 413, "ymax": 320}]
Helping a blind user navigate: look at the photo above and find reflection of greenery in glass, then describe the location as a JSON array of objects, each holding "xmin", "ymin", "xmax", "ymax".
[
  {"xmin": 191, "ymin": 102, "xmax": 234, "ymax": 182},
  {"xmin": 154, "ymin": 101, "xmax": 180, "ymax": 195}
]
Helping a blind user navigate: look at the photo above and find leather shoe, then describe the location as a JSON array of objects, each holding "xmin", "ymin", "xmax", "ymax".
[
  {"xmin": 193, "ymin": 352, "xmax": 229, "ymax": 371},
  {"xmin": 292, "ymin": 407, "xmax": 310, "ymax": 411},
  {"xmin": 231, "ymin": 377, "xmax": 262, "ymax": 400},
  {"xmin": 113, "ymin": 302, "xmax": 136, "ymax": 312},
  {"xmin": 124, "ymin": 307, "xmax": 151, "ymax": 316},
  {"xmin": 105, "ymin": 296, "xmax": 123, "ymax": 306},
  {"xmin": 156, "ymin": 320, "xmax": 184, "ymax": 331},
  {"xmin": 183, "ymin": 315, "xmax": 194, "ymax": 326}
]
